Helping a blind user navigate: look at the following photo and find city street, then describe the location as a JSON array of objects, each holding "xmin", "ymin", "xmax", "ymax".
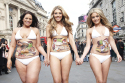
[{"xmin": 0, "ymin": 60, "xmax": 125, "ymax": 83}]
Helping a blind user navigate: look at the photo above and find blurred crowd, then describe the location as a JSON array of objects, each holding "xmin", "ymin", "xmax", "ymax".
[{"xmin": 0, "ymin": 38, "xmax": 16, "ymax": 76}]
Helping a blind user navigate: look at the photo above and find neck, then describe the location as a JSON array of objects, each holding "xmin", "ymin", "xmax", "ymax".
[
  {"xmin": 22, "ymin": 25, "xmax": 30, "ymax": 28},
  {"xmin": 94, "ymin": 23, "xmax": 103, "ymax": 28}
]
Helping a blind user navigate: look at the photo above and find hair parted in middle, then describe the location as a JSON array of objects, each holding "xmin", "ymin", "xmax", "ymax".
[
  {"xmin": 87, "ymin": 8, "xmax": 113, "ymax": 35},
  {"xmin": 48, "ymin": 5, "xmax": 73, "ymax": 38}
]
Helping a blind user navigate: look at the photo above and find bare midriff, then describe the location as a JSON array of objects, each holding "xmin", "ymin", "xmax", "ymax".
[
  {"xmin": 91, "ymin": 36, "xmax": 110, "ymax": 56},
  {"xmin": 51, "ymin": 35, "xmax": 70, "ymax": 52},
  {"xmin": 15, "ymin": 39, "xmax": 39, "ymax": 59}
]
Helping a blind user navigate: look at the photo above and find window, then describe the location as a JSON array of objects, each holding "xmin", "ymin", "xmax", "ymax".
[
  {"xmin": 9, "ymin": 8, "xmax": 13, "ymax": 12},
  {"xmin": 112, "ymin": 0, "xmax": 117, "ymax": 25},
  {"xmin": 122, "ymin": 0, "xmax": 124, "ymax": 5},
  {"xmin": 100, "ymin": 2, "xmax": 102, "ymax": 8},
  {"xmin": 9, "ymin": 15, "xmax": 13, "ymax": 30},
  {"xmin": 82, "ymin": 30, "xmax": 83, "ymax": 32},
  {"xmin": 121, "ymin": 12, "xmax": 124, "ymax": 18},
  {"xmin": 43, "ymin": 30, "xmax": 44, "ymax": 36}
]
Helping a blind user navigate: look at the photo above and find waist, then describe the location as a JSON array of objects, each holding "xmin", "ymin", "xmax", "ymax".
[{"xmin": 16, "ymin": 55, "xmax": 39, "ymax": 59}]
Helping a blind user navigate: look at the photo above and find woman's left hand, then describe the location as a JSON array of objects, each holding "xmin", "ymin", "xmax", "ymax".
[
  {"xmin": 117, "ymin": 55, "xmax": 122, "ymax": 63},
  {"xmin": 44, "ymin": 56, "xmax": 50, "ymax": 67}
]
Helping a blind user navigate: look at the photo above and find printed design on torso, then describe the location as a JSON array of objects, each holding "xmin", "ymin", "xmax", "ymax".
[
  {"xmin": 15, "ymin": 41, "xmax": 36, "ymax": 57},
  {"xmin": 96, "ymin": 38, "xmax": 109, "ymax": 53},
  {"xmin": 52, "ymin": 38, "xmax": 70, "ymax": 52}
]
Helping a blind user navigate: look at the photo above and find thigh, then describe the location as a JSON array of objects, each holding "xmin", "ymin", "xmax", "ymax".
[
  {"xmin": 26, "ymin": 57, "xmax": 41, "ymax": 83},
  {"xmin": 89, "ymin": 55, "xmax": 103, "ymax": 81},
  {"xmin": 15, "ymin": 59, "xmax": 27, "ymax": 82},
  {"xmin": 50, "ymin": 55, "xmax": 62, "ymax": 82},
  {"xmin": 61, "ymin": 53, "xmax": 72, "ymax": 80},
  {"xmin": 102, "ymin": 57, "xmax": 111, "ymax": 82}
]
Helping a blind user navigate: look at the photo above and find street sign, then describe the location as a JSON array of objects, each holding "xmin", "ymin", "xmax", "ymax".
[{"xmin": 113, "ymin": 25, "xmax": 121, "ymax": 32}]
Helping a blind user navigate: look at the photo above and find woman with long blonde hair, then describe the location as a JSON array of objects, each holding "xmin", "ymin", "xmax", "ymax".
[
  {"xmin": 46, "ymin": 5, "xmax": 81, "ymax": 83},
  {"xmin": 80, "ymin": 8, "xmax": 122, "ymax": 83}
]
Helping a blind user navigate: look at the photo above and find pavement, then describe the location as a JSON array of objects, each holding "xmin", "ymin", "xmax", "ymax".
[{"xmin": 0, "ymin": 60, "xmax": 125, "ymax": 83}]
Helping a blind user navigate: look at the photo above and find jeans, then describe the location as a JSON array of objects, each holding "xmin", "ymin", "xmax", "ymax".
[
  {"xmin": 84, "ymin": 55, "xmax": 88, "ymax": 62},
  {"xmin": 41, "ymin": 54, "xmax": 44, "ymax": 61}
]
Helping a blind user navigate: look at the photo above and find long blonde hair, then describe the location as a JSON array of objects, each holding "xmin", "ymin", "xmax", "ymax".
[
  {"xmin": 87, "ymin": 8, "xmax": 113, "ymax": 34},
  {"xmin": 48, "ymin": 5, "xmax": 73, "ymax": 38}
]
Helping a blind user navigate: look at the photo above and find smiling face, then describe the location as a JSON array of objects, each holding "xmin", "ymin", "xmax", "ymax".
[
  {"xmin": 23, "ymin": 14, "xmax": 32, "ymax": 27},
  {"xmin": 91, "ymin": 12, "xmax": 101, "ymax": 25},
  {"xmin": 53, "ymin": 9, "xmax": 63, "ymax": 22}
]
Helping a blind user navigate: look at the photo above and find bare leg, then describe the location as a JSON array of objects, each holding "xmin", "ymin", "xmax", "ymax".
[
  {"xmin": 89, "ymin": 55, "xmax": 103, "ymax": 83},
  {"xmin": 26, "ymin": 57, "xmax": 41, "ymax": 83},
  {"xmin": 102, "ymin": 57, "xmax": 111, "ymax": 83},
  {"xmin": 15, "ymin": 59, "xmax": 27, "ymax": 83},
  {"xmin": 50, "ymin": 55, "xmax": 62, "ymax": 83},
  {"xmin": 61, "ymin": 53, "xmax": 72, "ymax": 83}
]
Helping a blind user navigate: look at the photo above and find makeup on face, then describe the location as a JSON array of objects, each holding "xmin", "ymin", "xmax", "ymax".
[
  {"xmin": 23, "ymin": 14, "xmax": 33, "ymax": 27},
  {"xmin": 54, "ymin": 9, "xmax": 63, "ymax": 22},
  {"xmin": 91, "ymin": 13, "xmax": 101, "ymax": 25}
]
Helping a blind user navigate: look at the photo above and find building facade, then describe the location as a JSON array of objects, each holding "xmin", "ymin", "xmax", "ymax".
[
  {"xmin": 88, "ymin": 0, "xmax": 125, "ymax": 40},
  {"xmin": 76, "ymin": 22, "xmax": 87, "ymax": 42},
  {"xmin": 0, "ymin": 0, "xmax": 48, "ymax": 44}
]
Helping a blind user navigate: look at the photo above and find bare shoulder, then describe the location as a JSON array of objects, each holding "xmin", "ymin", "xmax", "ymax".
[
  {"xmin": 87, "ymin": 27, "xmax": 93, "ymax": 34},
  {"xmin": 31, "ymin": 27, "xmax": 39, "ymax": 33},
  {"xmin": 13, "ymin": 27, "xmax": 21, "ymax": 33}
]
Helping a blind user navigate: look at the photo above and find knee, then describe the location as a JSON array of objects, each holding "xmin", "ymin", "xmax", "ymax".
[
  {"xmin": 53, "ymin": 78, "xmax": 61, "ymax": 83},
  {"xmin": 97, "ymin": 80, "xmax": 104, "ymax": 83},
  {"xmin": 62, "ymin": 77, "xmax": 68, "ymax": 83},
  {"xmin": 21, "ymin": 78, "xmax": 26, "ymax": 83}
]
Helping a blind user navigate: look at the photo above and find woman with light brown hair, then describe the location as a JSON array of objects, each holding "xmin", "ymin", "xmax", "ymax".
[
  {"xmin": 46, "ymin": 5, "xmax": 82, "ymax": 83},
  {"xmin": 80, "ymin": 8, "xmax": 122, "ymax": 83}
]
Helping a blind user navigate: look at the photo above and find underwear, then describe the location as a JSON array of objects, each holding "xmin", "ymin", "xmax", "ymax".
[
  {"xmin": 50, "ymin": 51, "xmax": 71, "ymax": 60},
  {"xmin": 16, "ymin": 56, "xmax": 39, "ymax": 65},
  {"xmin": 90, "ymin": 53, "xmax": 111, "ymax": 63}
]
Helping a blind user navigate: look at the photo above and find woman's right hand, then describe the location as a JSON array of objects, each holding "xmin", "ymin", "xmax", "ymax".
[
  {"xmin": 7, "ymin": 59, "xmax": 12, "ymax": 70},
  {"xmin": 44, "ymin": 56, "xmax": 50, "ymax": 67}
]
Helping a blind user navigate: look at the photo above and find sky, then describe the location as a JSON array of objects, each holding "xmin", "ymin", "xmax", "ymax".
[{"xmin": 37, "ymin": 0, "xmax": 92, "ymax": 35}]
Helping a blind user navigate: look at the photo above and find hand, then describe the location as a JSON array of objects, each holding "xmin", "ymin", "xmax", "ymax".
[
  {"xmin": 44, "ymin": 56, "xmax": 50, "ymax": 67},
  {"xmin": 75, "ymin": 57, "xmax": 83, "ymax": 65},
  {"xmin": 7, "ymin": 59, "xmax": 12, "ymax": 70},
  {"xmin": 117, "ymin": 55, "xmax": 122, "ymax": 63}
]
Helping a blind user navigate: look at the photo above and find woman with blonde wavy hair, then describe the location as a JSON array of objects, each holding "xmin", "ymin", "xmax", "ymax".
[
  {"xmin": 80, "ymin": 8, "xmax": 122, "ymax": 83},
  {"xmin": 46, "ymin": 5, "xmax": 82, "ymax": 83}
]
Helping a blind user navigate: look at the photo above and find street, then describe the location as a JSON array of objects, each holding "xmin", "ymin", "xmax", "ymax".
[{"xmin": 0, "ymin": 61, "xmax": 125, "ymax": 83}]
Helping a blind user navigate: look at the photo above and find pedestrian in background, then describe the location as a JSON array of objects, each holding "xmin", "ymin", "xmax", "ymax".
[{"xmin": 118, "ymin": 38, "xmax": 124, "ymax": 60}]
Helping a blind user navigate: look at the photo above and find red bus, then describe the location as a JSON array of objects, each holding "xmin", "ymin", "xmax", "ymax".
[{"xmin": 40, "ymin": 37, "xmax": 47, "ymax": 45}]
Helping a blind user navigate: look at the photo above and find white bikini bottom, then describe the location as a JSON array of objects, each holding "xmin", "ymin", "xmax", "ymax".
[
  {"xmin": 50, "ymin": 51, "xmax": 71, "ymax": 60},
  {"xmin": 16, "ymin": 56, "xmax": 39, "ymax": 65},
  {"xmin": 90, "ymin": 53, "xmax": 111, "ymax": 63}
]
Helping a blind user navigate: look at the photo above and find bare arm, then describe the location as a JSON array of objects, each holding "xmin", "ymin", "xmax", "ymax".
[
  {"xmin": 109, "ymin": 36, "xmax": 119, "ymax": 55},
  {"xmin": 69, "ymin": 32, "xmax": 79, "ymax": 58},
  {"xmin": 81, "ymin": 29, "xmax": 91, "ymax": 60},
  {"xmin": 46, "ymin": 24, "xmax": 51, "ymax": 60},
  {"xmin": 36, "ymin": 28, "xmax": 47, "ymax": 57},
  {"xmin": 7, "ymin": 29, "xmax": 17, "ymax": 60}
]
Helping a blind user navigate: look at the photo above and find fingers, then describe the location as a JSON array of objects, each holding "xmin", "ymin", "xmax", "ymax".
[{"xmin": 117, "ymin": 56, "xmax": 122, "ymax": 63}]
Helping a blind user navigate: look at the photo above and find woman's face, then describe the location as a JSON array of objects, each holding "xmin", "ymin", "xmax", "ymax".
[
  {"xmin": 91, "ymin": 12, "xmax": 101, "ymax": 25},
  {"xmin": 23, "ymin": 14, "xmax": 33, "ymax": 27},
  {"xmin": 53, "ymin": 9, "xmax": 63, "ymax": 22}
]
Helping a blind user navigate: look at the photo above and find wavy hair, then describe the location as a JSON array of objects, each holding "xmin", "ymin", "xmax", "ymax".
[
  {"xmin": 17, "ymin": 11, "xmax": 39, "ymax": 28},
  {"xmin": 87, "ymin": 8, "xmax": 113, "ymax": 35},
  {"xmin": 48, "ymin": 5, "xmax": 73, "ymax": 38}
]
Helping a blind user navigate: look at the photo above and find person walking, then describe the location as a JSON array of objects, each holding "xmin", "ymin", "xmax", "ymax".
[
  {"xmin": 79, "ymin": 8, "xmax": 122, "ymax": 83},
  {"xmin": 46, "ymin": 5, "xmax": 81, "ymax": 83},
  {"xmin": 7, "ymin": 11, "xmax": 48, "ymax": 83}
]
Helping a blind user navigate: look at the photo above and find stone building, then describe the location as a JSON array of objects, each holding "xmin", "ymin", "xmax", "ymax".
[{"xmin": 0, "ymin": 0, "xmax": 48, "ymax": 44}]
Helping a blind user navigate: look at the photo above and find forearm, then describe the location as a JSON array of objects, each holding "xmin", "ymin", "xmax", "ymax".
[
  {"xmin": 70, "ymin": 41, "xmax": 79, "ymax": 58},
  {"xmin": 110, "ymin": 40, "xmax": 119, "ymax": 55},
  {"xmin": 47, "ymin": 40, "xmax": 51, "ymax": 59},
  {"xmin": 37, "ymin": 46, "xmax": 47, "ymax": 57},
  {"xmin": 81, "ymin": 46, "xmax": 90, "ymax": 59},
  {"xmin": 7, "ymin": 46, "xmax": 15, "ymax": 60}
]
